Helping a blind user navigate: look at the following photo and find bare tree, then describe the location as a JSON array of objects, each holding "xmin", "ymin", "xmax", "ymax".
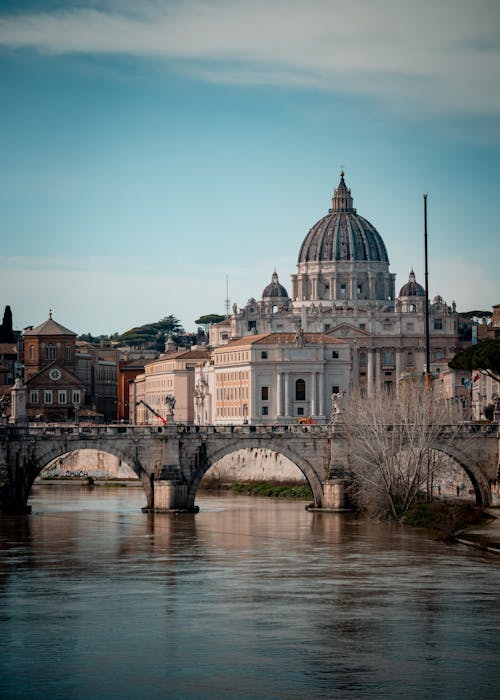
[{"xmin": 342, "ymin": 383, "xmax": 465, "ymax": 519}]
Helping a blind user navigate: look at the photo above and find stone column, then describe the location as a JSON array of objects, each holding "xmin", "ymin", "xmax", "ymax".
[
  {"xmin": 367, "ymin": 349, "xmax": 374, "ymax": 397},
  {"xmin": 395, "ymin": 349, "xmax": 402, "ymax": 385},
  {"xmin": 276, "ymin": 372, "xmax": 283, "ymax": 417},
  {"xmin": 350, "ymin": 273, "xmax": 357, "ymax": 300},
  {"xmin": 284, "ymin": 373, "xmax": 290, "ymax": 418},
  {"xmin": 318, "ymin": 370, "xmax": 325, "ymax": 418},
  {"xmin": 374, "ymin": 348, "xmax": 381, "ymax": 390},
  {"xmin": 368, "ymin": 272, "xmax": 375, "ymax": 299},
  {"xmin": 311, "ymin": 372, "xmax": 317, "ymax": 416}
]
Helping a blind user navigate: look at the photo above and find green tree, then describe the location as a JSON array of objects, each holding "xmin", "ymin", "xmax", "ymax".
[
  {"xmin": 194, "ymin": 314, "xmax": 226, "ymax": 333},
  {"xmin": 449, "ymin": 339, "xmax": 500, "ymax": 382}
]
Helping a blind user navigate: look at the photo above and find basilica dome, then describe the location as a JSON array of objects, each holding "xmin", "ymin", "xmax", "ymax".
[
  {"xmin": 262, "ymin": 271, "xmax": 289, "ymax": 299},
  {"xmin": 399, "ymin": 270, "xmax": 425, "ymax": 297},
  {"xmin": 298, "ymin": 173, "xmax": 389, "ymax": 264}
]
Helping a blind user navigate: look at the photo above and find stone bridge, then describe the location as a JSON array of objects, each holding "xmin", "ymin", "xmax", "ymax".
[{"xmin": 0, "ymin": 422, "xmax": 498, "ymax": 514}]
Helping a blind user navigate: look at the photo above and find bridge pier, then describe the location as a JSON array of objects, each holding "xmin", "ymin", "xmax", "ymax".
[{"xmin": 142, "ymin": 479, "xmax": 199, "ymax": 514}]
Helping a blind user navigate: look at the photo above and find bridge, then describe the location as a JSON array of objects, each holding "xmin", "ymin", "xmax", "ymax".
[{"xmin": 0, "ymin": 422, "xmax": 498, "ymax": 514}]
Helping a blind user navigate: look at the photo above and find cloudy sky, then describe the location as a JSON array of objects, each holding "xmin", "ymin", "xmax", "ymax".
[{"xmin": 1, "ymin": 0, "xmax": 499, "ymax": 335}]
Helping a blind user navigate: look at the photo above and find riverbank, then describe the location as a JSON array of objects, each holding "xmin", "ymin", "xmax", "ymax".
[
  {"xmin": 455, "ymin": 508, "xmax": 500, "ymax": 554},
  {"xmin": 403, "ymin": 501, "xmax": 500, "ymax": 554},
  {"xmin": 200, "ymin": 478, "xmax": 312, "ymax": 499},
  {"xmin": 36, "ymin": 477, "xmax": 141, "ymax": 487}
]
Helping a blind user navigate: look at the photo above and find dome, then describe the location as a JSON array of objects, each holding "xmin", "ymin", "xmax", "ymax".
[
  {"xmin": 399, "ymin": 270, "xmax": 425, "ymax": 297},
  {"xmin": 298, "ymin": 173, "xmax": 389, "ymax": 264},
  {"xmin": 262, "ymin": 271, "xmax": 289, "ymax": 299}
]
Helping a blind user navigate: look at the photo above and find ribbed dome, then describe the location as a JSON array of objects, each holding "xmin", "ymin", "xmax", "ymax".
[
  {"xmin": 262, "ymin": 271, "xmax": 289, "ymax": 299},
  {"xmin": 399, "ymin": 270, "xmax": 425, "ymax": 297},
  {"xmin": 298, "ymin": 173, "xmax": 389, "ymax": 264}
]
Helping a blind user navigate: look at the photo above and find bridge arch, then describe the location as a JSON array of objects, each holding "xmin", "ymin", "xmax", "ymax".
[
  {"xmin": 427, "ymin": 440, "xmax": 493, "ymax": 506},
  {"xmin": 26, "ymin": 439, "xmax": 154, "ymax": 510},
  {"xmin": 187, "ymin": 440, "xmax": 324, "ymax": 507}
]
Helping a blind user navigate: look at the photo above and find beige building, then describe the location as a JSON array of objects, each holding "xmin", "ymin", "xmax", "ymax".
[
  {"xmin": 131, "ymin": 347, "xmax": 210, "ymax": 424},
  {"xmin": 194, "ymin": 332, "xmax": 350, "ymax": 425}
]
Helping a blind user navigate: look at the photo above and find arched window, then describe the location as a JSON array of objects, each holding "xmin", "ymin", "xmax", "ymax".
[
  {"xmin": 407, "ymin": 351, "xmax": 414, "ymax": 368},
  {"xmin": 295, "ymin": 379, "xmax": 306, "ymax": 401}
]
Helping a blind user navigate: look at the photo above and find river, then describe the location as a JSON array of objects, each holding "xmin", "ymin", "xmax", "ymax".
[{"xmin": 1, "ymin": 484, "xmax": 499, "ymax": 699}]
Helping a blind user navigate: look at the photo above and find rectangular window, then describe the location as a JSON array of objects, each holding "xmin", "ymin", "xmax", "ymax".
[
  {"xmin": 29, "ymin": 345, "xmax": 35, "ymax": 361},
  {"xmin": 383, "ymin": 351, "xmax": 394, "ymax": 367},
  {"xmin": 261, "ymin": 406, "xmax": 269, "ymax": 416},
  {"xmin": 65, "ymin": 346, "xmax": 72, "ymax": 360},
  {"xmin": 46, "ymin": 345, "xmax": 56, "ymax": 360},
  {"xmin": 332, "ymin": 386, "xmax": 340, "ymax": 395},
  {"xmin": 72, "ymin": 390, "xmax": 81, "ymax": 405},
  {"xmin": 261, "ymin": 386, "xmax": 269, "ymax": 400},
  {"xmin": 44, "ymin": 390, "xmax": 53, "ymax": 404},
  {"xmin": 332, "ymin": 351, "xmax": 339, "ymax": 359},
  {"xmin": 261, "ymin": 351, "xmax": 268, "ymax": 359},
  {"xmin": 434, "ymin": 319, "xmax": 443, "ymax": 330},
  {"xmin": 29, "ymin": 390, "xmax": 39, "ymax": 404},
  {"xmin": 340, "ymin": 284, "xmax": 346, "ymax": 297},
  {"xmin": 58, "ymin": 390, "xmax": 67, "ymax": 404},
  {"xmin": 297, "ymin": 407, "xmax": 304, "ymax": 416},
  {"xmin": 359, "ymin": 323, "xmax": 366, "ymax": 330}
]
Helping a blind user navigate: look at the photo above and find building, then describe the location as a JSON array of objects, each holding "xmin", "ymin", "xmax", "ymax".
[
  {"xmin": 23, "ymin": 314, "xmax": 86, "ymax": 422},
  {"xmin": 210, "ymin": 172, "xmax": 461, "ymax": 394},
  {"xmin": 194, "ymin": 332, "xmax": 350, "ymax": 425},
  {"xmin": 131, "ymin": 347, "xmax": 210, "ymax": 425}
]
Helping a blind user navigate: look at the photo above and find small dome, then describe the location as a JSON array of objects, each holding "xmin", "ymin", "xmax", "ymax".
[
  {"xmin": 298, "ymin": 173, "xmax": 389, "ymax": 264},
  {"xmin": 262, "ymin": 271, "xmax": 289, "ymax": 299},
  {"xmin": 399, "ymin": 270, "xmax": 425, "ymax": 297}
]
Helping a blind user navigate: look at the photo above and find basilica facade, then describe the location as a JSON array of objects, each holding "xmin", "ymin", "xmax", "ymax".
[{"xmin": 210, "ymin": 172, "xmax": 460, "ymax": 400}]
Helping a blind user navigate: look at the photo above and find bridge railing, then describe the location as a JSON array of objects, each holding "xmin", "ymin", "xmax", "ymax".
[
  {"xmin": 1, "ymin": 421, "xmax": 497, "ymax": 439},
  {"xmin": 1, "ymin": 422, "xmax": 335, "ymax": 438}
]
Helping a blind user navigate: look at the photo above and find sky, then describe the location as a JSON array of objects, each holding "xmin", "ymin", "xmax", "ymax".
[{"xmin": 0, "ymin": 0, "xmax": 499, "ymax": 336}]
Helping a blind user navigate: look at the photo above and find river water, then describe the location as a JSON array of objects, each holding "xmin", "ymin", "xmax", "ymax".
[{"xmin": 1, "ymin": 485, "xmax": 499, "ymax": 699}]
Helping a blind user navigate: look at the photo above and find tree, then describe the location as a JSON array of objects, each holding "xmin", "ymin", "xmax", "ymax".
[
  {"xmin": 340, "ymin": 383, "xmax": 465, "ymax": 520},
  {"xmin": 449, "ymin": 340, "xmax": 500, "ymax": 382},
  {"xmin": 194, "ymin": 314, "xmax": 226, "ymax": 333},
  {"xmin": 0, "ymin": 305, "xmax": 13, "ymax": 343}
]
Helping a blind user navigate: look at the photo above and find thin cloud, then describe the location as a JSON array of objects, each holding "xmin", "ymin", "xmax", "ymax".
[{"xmin": 0, "ymin": 0, "xmax": 499, "ymax": 116}]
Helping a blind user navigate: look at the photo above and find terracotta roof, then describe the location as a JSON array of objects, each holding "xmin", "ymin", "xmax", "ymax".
[
  {"xmin": 25, "ymin": 317, "xmax": 76, "ymax": 337},
  {"xmin": 215, "ymin": 333, "xmax": 346, "ymax": 348},
  {"xmin": 175, "ymin": 349, "xmax": 210, "ymax": 360}
]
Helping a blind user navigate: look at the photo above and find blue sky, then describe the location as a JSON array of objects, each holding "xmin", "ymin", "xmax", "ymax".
[{"xmin": 0, "ymin": 0, "xmax": 499, "ymax": 335}]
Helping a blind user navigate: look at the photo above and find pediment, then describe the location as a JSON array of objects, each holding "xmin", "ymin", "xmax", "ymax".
[
  {"xmin": 327, "ymin": 323, "xmax": 371, "ymax": 339},
  {"xmin": 27, "ymin": 363, "xmax": 85, "ymax": 388}
]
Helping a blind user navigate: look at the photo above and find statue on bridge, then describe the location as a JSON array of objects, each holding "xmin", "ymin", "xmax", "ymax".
[{"xmin": 165, "ymin": 394, "xmax": 176, "ymax": 421}]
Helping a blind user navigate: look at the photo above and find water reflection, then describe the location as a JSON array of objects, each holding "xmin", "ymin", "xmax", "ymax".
[{"xmin": 1, "ymin": 485, "xmax": 499, "ymax": 699}]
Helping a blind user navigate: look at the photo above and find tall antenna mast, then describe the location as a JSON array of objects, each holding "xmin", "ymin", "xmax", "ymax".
[
  {"xmin": 224, "ymin": 274, "xmax": 231, "ymax": 318},
  {"xmin": 423, "ymin": 193, "xmax": 431, "ymax": 388}
]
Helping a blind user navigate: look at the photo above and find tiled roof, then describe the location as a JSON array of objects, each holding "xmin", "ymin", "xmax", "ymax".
[
  {"xmin": 25, "ymin": 317, "xmax": 76, "ymax": 337},
  {"xmin": 215, "ymin": 333, "xmax": 346, "ymax": 348}
]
